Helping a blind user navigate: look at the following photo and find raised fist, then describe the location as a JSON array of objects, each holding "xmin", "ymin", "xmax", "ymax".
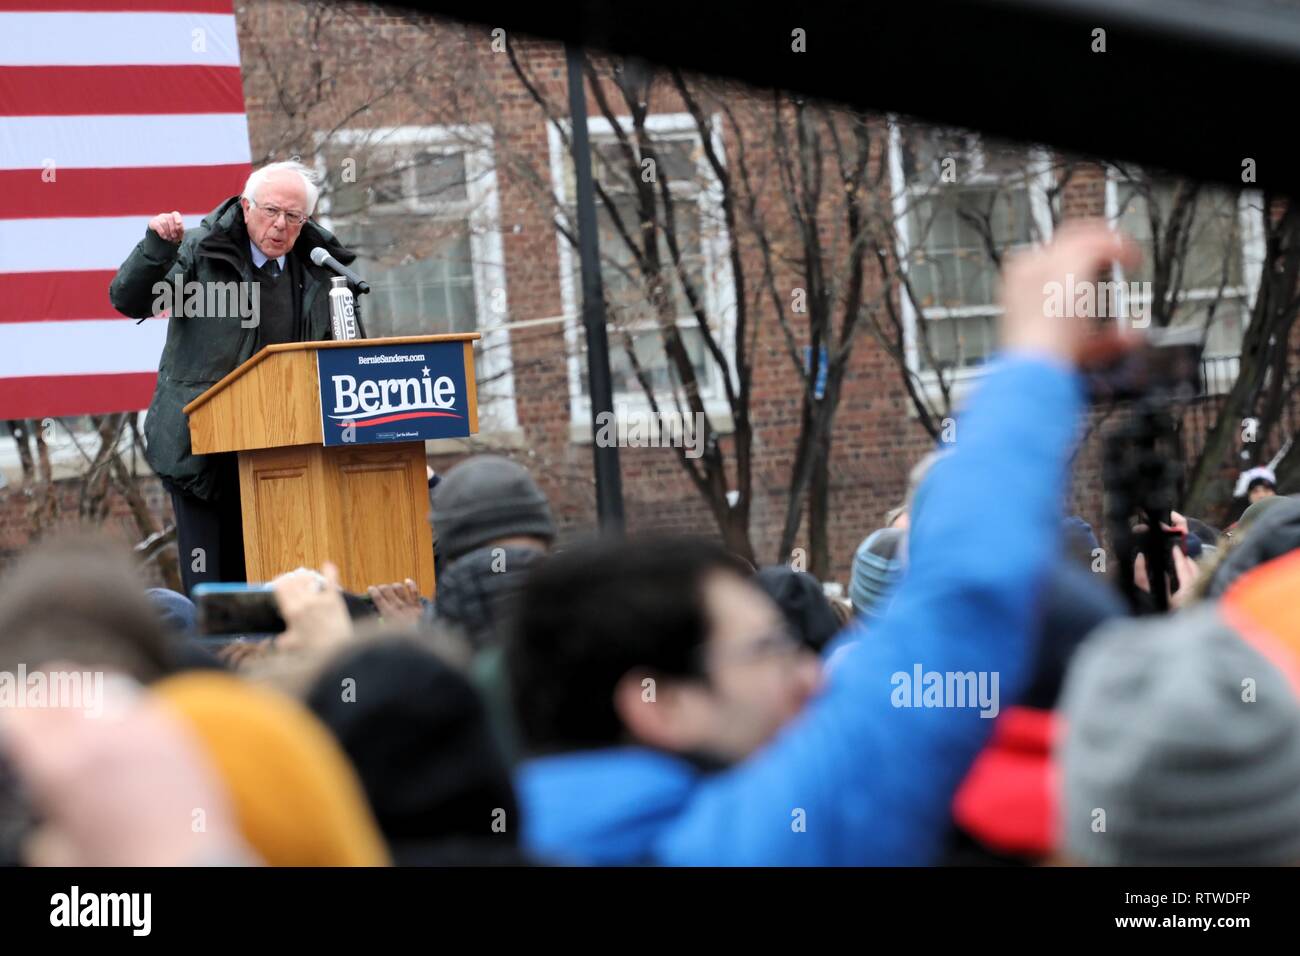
[
  {"xmin": 998, "ymin": 220, "xmax": 1141, "ymax": 367},
  {"xmin": 148, "ymin": 210, "xmax": 185, "ymax": 243}
]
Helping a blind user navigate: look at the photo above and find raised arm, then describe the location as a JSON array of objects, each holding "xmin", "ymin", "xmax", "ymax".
[
  {"xmin": 658, "ymin": 223, "xmax": 1140, "ymax": 866},
  {"xmin": 108, "ymin": 212, "xmax": 190, "ymax": 319}
]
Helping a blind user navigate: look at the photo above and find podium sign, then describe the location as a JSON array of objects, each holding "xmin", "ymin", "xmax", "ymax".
[
  {"xmin": 185, "ymin": 334, "xmax": 479, "ymax": 597},
  {"xmin": 318, "ymin": 340, "xmax": 473, "ymax": 447}
]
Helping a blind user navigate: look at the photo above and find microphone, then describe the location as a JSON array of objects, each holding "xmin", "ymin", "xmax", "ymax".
[{"xmin": 310, "ymin": 247, "xmax": 370, "ymax": 295}]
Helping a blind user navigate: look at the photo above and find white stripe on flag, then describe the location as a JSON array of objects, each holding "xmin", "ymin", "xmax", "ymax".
[
  {"xmin": 0, "ymin": 319, "xmax": 167, "ymax": 377},
  {"xmin": 0, "ymin": 114, "xmax": 251, "ymax": 170},
  {"xmin": 0, "ymin": 214, "xmax": 207, "ymax": 272},
  {"xmin": 0, "ymin": 13, "xmax": 240, "ymax": 67}
]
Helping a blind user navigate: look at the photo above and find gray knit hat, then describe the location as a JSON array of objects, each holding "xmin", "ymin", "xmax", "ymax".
[
  {"xmin": 431, "ymin": 455, "xmax": 556, "ymax": 564},
  {"xmin": 1059, "ymin": 604, "xmax": 1300, "ymax": 865}
]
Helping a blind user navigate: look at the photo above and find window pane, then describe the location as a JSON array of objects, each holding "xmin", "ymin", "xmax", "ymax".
[
  {"xmin": 322, "ymin": 145, "xmax": 406, "ymax": 212},
  {"xmin": 928, "ymin": 197, "xmax": 959, "ymax": 249},
  {"xmin": 385, "ymin": 275, "xmax": 423, "ymax": 330},
  {"xmin": 1183, "ymin": 192, "xmax": 1243, "ymax": 289},
  {"xmin": 367, "ymin": 148, "xmax": 406, "ymax": 206},
  {"xmin": 597, "ymin": 196, "xmax": 642, "ymax": 299},
  {"xmin": 663, "ymin": 203, "xmax": 704, "ymax": 314},
  {"xmin": 918, "ymin": 314, "xmax": 995, "ymax": 371},
  {"xmin": 581, "ymin": 324, "xmax": 713, "ymax": 398},
  {"xmin": 587, "ymin": 190, "xmax": 705, "ymax": 322},
  {"xmin": 911, "ymin": 183, "xmax": 1030, "ymax": 313},
  {"xmin": 591, "ymin": 137, "xmax": 698, "ymax": 190},
  {"xmin": 1177, "ymin": 297, "xmax": 1246, "ymax": 358},
  {"xmin": 346, "ymin": 221, "xmax": 476, "ymax": 336},
  {"xmin": 958, "ymin": 250, "xmax": 991, "ymax": 306},
  {"xmin": 954, "ymin": 313, "xmax": 995, "ymax": 367},
  {"xmin": 908, "ymin": 256, "xmax": 938, "ymax": 307},
  {"xmin": 931, "ymin": 252, "xmax": 963, "ymax": 308},
  {"xmin": 575, "ymin": 132, "xmax": 715, "ymax": 405},
  {"xmin": 917, "ymin": 314, "xmax": 956, "ymax": 371},
  {"xmin": 593, "ymin": 142, "xmax": 637, "ymax": 192},
  {"xmin": 901, "ymin": 128, "xmax": 971, "ymax": 182},
  {"xmin": 1116, "ymin": 180, "xmax": 1243, "ymax": 291},
  {"xmin": 1115, "ymin": 183, "xmax": 1155, "ymax": 285},
  {"xmin": 412, "ymin": 151, "xmax": 467, "ymax": 203},
  {"xmin": 327, "ymin": 161, "xmax": 369, "ymax": 218},
  {"xmin": 903, "ymin": 129, "xmax": 1041, "ymax": 356},
  {"xmin": 656, "ymin": 139, "xmax": 698, "ymax": 182},
  {"xmin": 447, "ymin": 282, "xmax": 477, "ymax": 334}
]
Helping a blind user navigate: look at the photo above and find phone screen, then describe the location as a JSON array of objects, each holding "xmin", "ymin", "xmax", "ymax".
[
  {"xmin": 193, "ymin": 582, "xmax": 380, "ymax": 636},
  {"xmin": 193, "ymin": 584, "xmax": 284, "ymax": 636}
]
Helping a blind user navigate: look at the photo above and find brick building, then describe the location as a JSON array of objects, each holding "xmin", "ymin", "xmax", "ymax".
[{"xmin": 0, "ymin": 1, "xmax": 1284, "ymax": 588}]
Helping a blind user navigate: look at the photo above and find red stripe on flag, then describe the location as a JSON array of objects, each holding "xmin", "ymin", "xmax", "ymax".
[
  {"xmin": 0, "ymin": 271, "xmax": 124, "ymax": 322},
  {"xmin": 0, "ymin": 372, "xmax": 157, "ymax": 419},
  {"xmin": 0, "ymin": 66, "xmax": 246, "ymax": 116},
  {"xmin": 0, "ymin": 1, "xmax": 231, "ymax": 11},
  {"xmin": 0, "ymin": 164, "xmax": 249, "ymax": 219}
]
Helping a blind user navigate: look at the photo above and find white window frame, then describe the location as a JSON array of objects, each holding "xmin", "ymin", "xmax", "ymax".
[
  {"xmin": 314, "ymin": 124, "xmax": 517, "ymax": 433},
  {"xmin": 887, "ymin": 121, "xmax": 1056, "ymax": 401},
  {"xmin": 1104, "ymin": 171, "xmax": 1265, "ymax": 394},
  {"xmin": 546, "ymin": 112, "xmax": 737, "ymax": 434}
]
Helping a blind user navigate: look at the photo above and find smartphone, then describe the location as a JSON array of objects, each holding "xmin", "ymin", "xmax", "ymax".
[
  {"xmin": 194, "ymin": 583, "xmax": 284, "ymax": 636},
  {"xmin": 194, "ymin": 581, "xmax": 380, "ymax": 636}
]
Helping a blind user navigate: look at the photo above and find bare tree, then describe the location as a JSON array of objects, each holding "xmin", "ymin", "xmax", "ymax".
[
  {"xmin": 891, "ymin": 142, "xmax": 1300, "ymax": 528},
  {"xmin": 2, "ymin": 419, "xmax": 57, "ymax": 534},
  {"xmin": 1182, "ymin": 196, "xmax": 1300, "ymax": 522},
  {"xmin": 1071, "ymin": 165, "xmax": 1299, "ymax": 526},
  {"xmin": 239, "ymin": 7, "xmax": 1300, "ymax": 570},
  {"xmin": 715, "ymin": 94, "xmax": 888, "ymax": 576},
  {"xmin": 491, "ymin": 54, "xmax": 1052, "ymax": 575},
  {"xmin": 496, "ymin": 50, "xmax": 758, "ymax": 560},
  {"xmin": 1, "ymin": 416, "xmax": 181, "ymax": 588}
]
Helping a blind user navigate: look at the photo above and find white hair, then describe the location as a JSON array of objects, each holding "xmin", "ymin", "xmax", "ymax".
[{"xmin": 242, "ymin": 160, "xmax": 321, "ymax": 214}]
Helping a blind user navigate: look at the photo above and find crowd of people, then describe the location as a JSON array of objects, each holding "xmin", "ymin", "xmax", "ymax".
[{"xmin": 2, "ymin": 221, "xmax": 1299, "ymax": 867}]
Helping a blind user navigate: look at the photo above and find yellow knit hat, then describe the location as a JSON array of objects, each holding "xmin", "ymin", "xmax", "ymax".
[{"xmin": 154, "ymin": 671, "xmax": 389, "ymax": 867}]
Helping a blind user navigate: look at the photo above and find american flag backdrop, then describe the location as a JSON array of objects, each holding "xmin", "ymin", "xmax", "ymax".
[{"xmin": 0, "ymin": 0, "xmax": 252, "ymax": 418}]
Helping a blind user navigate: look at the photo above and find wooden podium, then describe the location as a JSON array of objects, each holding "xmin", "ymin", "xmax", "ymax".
[{"xmin": 184, "ymin": 334, "xmax": 480, "ymax": 597}]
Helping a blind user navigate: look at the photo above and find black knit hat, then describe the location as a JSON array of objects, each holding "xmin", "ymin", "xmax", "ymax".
[
  {"xmin": 304, "ymin": 639, "xmax": 520, "ymax": 854},
  {"xmin": 431, "ymin": 455, "xmax": 556, "ymax": 564},
  {"xmin": 754, "ymin": 565, "xmax": 841, "ymax": 653}
]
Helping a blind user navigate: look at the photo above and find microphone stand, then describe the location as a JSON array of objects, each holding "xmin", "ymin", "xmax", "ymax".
[{"xmin": 350, "ymin": 281, "xmax": 367, "ymax": 338}]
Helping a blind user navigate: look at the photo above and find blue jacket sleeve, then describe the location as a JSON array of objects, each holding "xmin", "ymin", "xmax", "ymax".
[{"xmin": 655, "ymin": 356, "xmax": 1085, "ymax": 865}]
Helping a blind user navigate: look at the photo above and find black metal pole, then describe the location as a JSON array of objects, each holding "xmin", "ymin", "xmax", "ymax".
[{"xmin": 566, "ymin": 42, "xmax": 625, "ymax": 532}]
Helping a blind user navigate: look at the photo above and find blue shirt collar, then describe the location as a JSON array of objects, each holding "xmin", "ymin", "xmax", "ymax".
[{"xmin": 249, "ymin": 239, "xmax": 286, "ymax": 271}]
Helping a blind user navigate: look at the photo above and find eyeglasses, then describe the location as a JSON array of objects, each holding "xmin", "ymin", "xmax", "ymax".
[{"xmin": 249, "ymin": 198, "xmax": 308, "ymax": 226}]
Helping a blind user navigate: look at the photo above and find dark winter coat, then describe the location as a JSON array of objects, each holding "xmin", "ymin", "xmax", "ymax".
[{"xmin": 109, "ymin": 197, "xmax": 365, "ymax": 500}]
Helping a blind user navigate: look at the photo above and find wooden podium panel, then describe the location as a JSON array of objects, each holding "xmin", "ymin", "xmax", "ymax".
[
  {"xmin": 238, "ymin": 441, "xmax": 434, "ymax": 597},
  {"xmin": 187, "ymin": 335, "xmax": 477, "ymax": 600},
  {"xmin": 326, "ymin": 442, "xmax": 433, "ymax": 596},
  {"xmin": 238, "ymin": 445, "xmax": 325, "ymax": 582},
  {"xmin": 189, "ymin": 347, "xmax": 324, "ymax": 454}
]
